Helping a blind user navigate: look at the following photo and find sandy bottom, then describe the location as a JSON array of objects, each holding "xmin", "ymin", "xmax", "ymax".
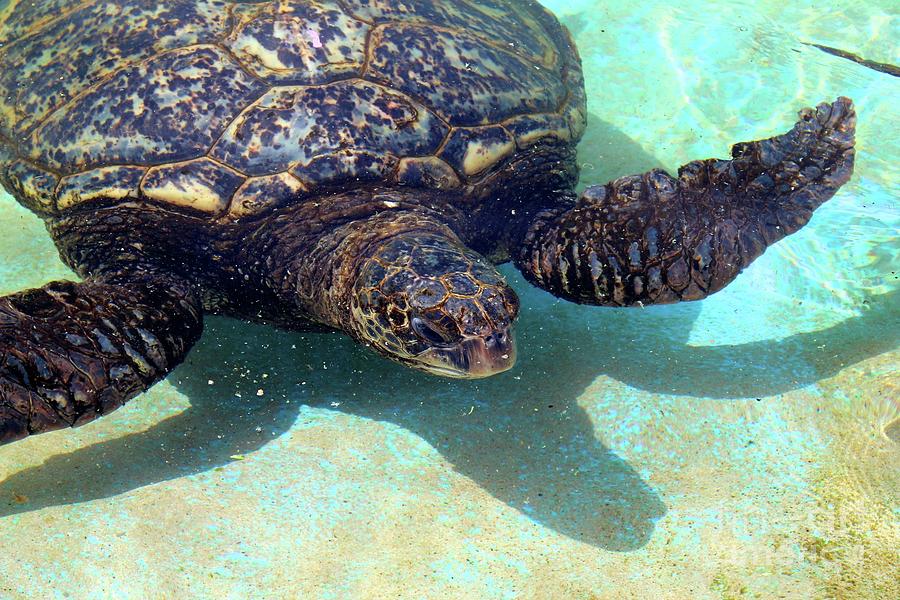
[{"xmin": 0, "ymin": 1, "xmax": 897, "ymax": 598}]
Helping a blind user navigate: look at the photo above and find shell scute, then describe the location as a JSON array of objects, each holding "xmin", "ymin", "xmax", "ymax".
[
  {"xmin": 57, "ymin": 166, "xmax": 146, "ymax": 210},
  {"xmin": 394, "ymin": 157, "xmax": 461, "ymax": 190},
  {"xmin": 291, "ymin": 149, "xmax": 400, "ymax": 189},
  {"xmin": 0, "ymin": 145, "xmax": 11, "ymax": 174},
  {"xmin": 227, "ymin": 173, "xmax": 308, "ymax": 220},
  {"xmin": 211, "ymin": 81, "xmax": 449, "ymax": 176},
  {"xmin": 342, "ymin": 0, "xmax": 557, "ymax": 67},
  {"xmin": 226, "ymin": 0, "xmax": 369, "ymax": 85},
  {"xmin": 0, "ymin": 0, "xmax": 232, "ymax": 138},
  {"xmin": 563, "ymin": 96, "xmax": 588, "ymax": 141},
  {"xmin": 504, "ymin": 113, "xmax": 572, "ymax": 149},
  {"xmin": 29, "ymin": 46, "xmax": 266, "ymax": 173},
  {"xmin": 0, "ymin": 0, "xmax": 581, "ymax": 219},
  {"xmin": 0, "ymin": 0, "xmax": 86, "ymax": 46},
  {"xmin": 366, "ymin": 23, "xmax": 564, "ymax": 127},
  {"xmin": 438, "ymin": 126, "xmax": 517, "ymax": 178},
  {"xmin": 141, "ymin": 158, "xmax": 245, "ymax": 215},
  {"xmin": 2, "ymin": 161, "xmax": 57, "ymax": 213}
]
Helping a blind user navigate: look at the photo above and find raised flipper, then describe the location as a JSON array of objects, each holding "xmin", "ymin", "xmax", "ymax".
[
  {"xmin": 516, "ymin": 97, "xmax": 856, "ymax": 305},
  {"xmin": 0, "ymin": 274, "xmax": 202, "ymax": 444}
]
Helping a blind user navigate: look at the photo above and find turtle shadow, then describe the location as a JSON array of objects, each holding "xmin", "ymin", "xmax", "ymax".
[
  {"xmin": 0, "ymin": 305, "xmax": 668, "ymax": 551},
  {"xmin": 0, "ymin": 278, "xmax": 896, "ymax": 551},
  {"xmin": 0, "ymin": 116, "xmax": 895, "ymax": 552},
  {"xmin": 575, "ymin": 111, "xmax": 668, "ymax": 191}
]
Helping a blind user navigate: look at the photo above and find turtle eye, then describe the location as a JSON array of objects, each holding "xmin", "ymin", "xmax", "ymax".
[{"xmin": 412, "ymin": 317, "xmax": 452, "ymax": 346}]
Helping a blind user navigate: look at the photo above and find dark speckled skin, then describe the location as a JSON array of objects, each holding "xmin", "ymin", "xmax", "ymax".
[
  {"xmin": 0, "ymin": 275, "xmax": 202, "ymax": 444},
  {"xmin": 0, "ymin": 1, "xmax": 857, "ymax": 443}
]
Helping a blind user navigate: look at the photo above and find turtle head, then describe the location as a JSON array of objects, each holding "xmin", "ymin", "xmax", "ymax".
[{"xmin": 350, "ymin": 232, "xmax": 519, "ymax": 378}]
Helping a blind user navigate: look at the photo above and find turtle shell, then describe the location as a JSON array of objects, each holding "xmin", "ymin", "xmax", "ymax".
[{"xmin": 0, "ymin": 0, "xmax": 586, "ymax": 220}]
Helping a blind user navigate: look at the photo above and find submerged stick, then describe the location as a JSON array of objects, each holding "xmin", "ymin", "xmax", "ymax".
[{"xmin": 804, "ymin": 42, "xmax": 900, "ymax": 78}]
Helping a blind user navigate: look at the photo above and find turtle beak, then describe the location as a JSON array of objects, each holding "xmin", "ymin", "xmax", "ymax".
[{"xmin": 417, "ymin": 327, "xmax": 517, "ymax": 379}]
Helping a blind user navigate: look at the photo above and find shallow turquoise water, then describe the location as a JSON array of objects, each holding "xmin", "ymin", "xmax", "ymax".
[{"xmin": 0, "ymin": 1, "xmax": 898, "ymax": 598}]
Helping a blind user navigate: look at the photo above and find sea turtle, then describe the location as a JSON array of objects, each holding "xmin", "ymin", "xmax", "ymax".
[{"xmin": 0, "ymin": 0, "xmax": 855, "ymax": 444}]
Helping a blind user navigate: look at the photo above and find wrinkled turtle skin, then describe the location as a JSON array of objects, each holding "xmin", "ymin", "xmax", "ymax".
[{"xmin": 0, "ymin": 0, "xmax": 855, "ymax": 444}]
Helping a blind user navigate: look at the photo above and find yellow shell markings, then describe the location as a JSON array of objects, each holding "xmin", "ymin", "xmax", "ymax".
[
  {"xmin": 502, "ymin": 113, "xmax": 573, "ymax": 150},
  {"xmin": 143, "ymin": 177, "xmax": 227, "ymax": 213},
  {"xmin": 557, "ymin": 29, "xmax": 588, "ymax": 142},
  {"xmin": 26, "ymin": 44, "xmax": 266, "ymax": 173},
  {"xmin": 5, "ymin": 2, "xmax": 126, "ymax": 131},
  {"xmin": 0, "ymin": 1, "xmax": 233, "ymax": 137},
  {"xmin": 141, "ymin": 158, "xmax": 245, "ymax": 215},
  {"xmin": 363, "ymin": 21, "xmax": 566, "ymax": 129},
  {"xmin": 56, "ymin": 165, "xmax": 146, "ymax": 211},
  {"xmin": 0, "ymin": 0, "xmax": 92, "ymax": 45},
  {"xmin": 461, "ymin": 136, "xmax": 517, "ymax": 177},
  {"xmin": 232, "ymin": 30, "xmax": 293, "ymax": 72},
  {"xmin": 227, "ymin": 0, "xmax": 271, "ymax": 24},
  {"xmin": 2, "ymin": 160, "xmax": 57, "ymax": 213},
  {"xmin": 292, "ymin": 147, "xmax": 402, "ymax": 191},
  {"xmin": 434, "ymin": 123, "xmax": 518, "ymax": 182},
  {"xmin": 225, "ymin": 0, "xmax": 369, "ymax": 83},
  {"xmin": 209, "ymin": 80, "xmax": 448, "ymax": 177},
  {"xmin": 226, "ymin": 171, "xmax": 309, "ymax": 220},
  {"xmin": 341, "ymin": 0, "xmax": 558, "ymax": 70},
  {"xmin": 0, "ymin": 104, "xmax": 15, "ymax": 140},
  {"xmin": 562, "ymin": 97, "xmax": 589, "ymax": 141},
  {"xmin": 464, "ymin": 0, "xmax": 559, "ymax": 68},
  {"xmin": 1, "ymin": 0, "xmax": 581, "ymax": 218}
]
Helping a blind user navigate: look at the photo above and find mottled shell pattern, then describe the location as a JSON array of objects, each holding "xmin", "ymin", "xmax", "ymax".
[{"xmin": 0, "ymin": 0, "xmax": 586, "ymax": 221}]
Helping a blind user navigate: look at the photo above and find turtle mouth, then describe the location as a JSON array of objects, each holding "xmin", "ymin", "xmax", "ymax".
[{"xmin": 416, "ymin": 328, "xmax": 517, "ymax": 379}]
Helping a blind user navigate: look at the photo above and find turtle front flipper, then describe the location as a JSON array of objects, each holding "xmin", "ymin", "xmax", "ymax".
[
  {"xmin": 0, "ymin": 274, "xmax": 202, "ymax": 444},
  {"xmin": 515, "ymin": 97, "xmax": 856, "ymax": 305}
]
